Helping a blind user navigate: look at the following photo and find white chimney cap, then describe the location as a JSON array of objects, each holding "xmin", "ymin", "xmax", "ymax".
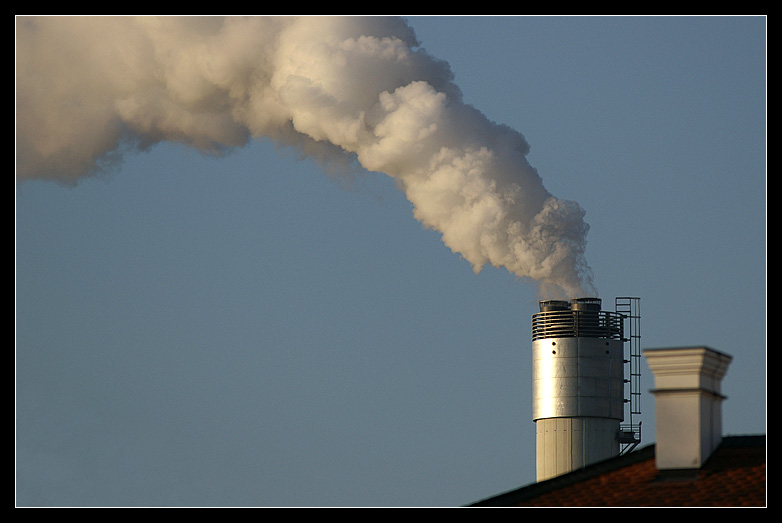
[{"xmin": 643, "ymin": 346, "xmax": 732, "ymax": 471}]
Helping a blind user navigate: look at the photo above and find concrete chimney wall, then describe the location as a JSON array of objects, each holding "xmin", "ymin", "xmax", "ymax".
[{"xmin": 643, "ymin": 346, "xmax": 732, "ymax": 471}]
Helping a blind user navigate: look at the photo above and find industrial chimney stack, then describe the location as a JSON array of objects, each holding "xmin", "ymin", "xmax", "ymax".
[{"xmin": 531, "ymin": 297, "xmax": 640, "ymax": 482}]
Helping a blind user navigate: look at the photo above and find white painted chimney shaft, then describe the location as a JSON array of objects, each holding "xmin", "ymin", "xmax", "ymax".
[{"xmin": 643, "ymin": 346, "xmax": 732, "ymax": 471}]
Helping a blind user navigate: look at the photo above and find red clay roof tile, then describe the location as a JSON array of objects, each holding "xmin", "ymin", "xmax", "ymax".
[{"xmin": 470, "ymin": 435, "xmax": 765, "ymax": 507}]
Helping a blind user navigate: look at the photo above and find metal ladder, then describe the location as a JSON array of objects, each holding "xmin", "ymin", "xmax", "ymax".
[{"xmin": 615, "ymin": 297, "xmax": 641, "ymax": 454}]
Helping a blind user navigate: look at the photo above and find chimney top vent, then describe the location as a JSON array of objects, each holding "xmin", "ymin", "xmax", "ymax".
[
  {"xmin": 538, "ymin": 299, "xmax": 570, "ymax": 312},
  {"xmin": 570, "ymin": 297, "xmax": 602, "ymax": 311}
]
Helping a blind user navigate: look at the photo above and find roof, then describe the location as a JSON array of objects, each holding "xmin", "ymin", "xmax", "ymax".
[{"xmin": 469, "ymin": 435, "xmax": 766, "ymax": 507}]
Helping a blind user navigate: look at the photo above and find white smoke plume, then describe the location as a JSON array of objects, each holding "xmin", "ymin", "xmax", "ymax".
[{"xmin": 16, "ymin": 16, "xmax": 596, "ymax": 298}]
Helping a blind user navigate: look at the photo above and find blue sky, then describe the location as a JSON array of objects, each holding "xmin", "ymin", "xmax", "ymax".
[{"xmin": 16, "ymin": 16, "xmax": 766, "ymax": 507}]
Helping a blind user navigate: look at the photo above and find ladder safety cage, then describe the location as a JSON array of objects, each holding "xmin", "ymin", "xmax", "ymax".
[{"xmin": 615, "ymin": 297, "xmax": 642, "ymax": 454}]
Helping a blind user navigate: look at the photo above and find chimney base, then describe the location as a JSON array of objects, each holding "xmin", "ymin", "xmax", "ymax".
[{"xmin": 535, "ymin": 417, "xmax": 620, "ymax": 482}]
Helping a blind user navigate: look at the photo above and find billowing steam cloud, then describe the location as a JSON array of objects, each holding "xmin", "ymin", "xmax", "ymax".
[{"xmin": 16, "ymin": 16, "xmax": 595, "ymax": 298}]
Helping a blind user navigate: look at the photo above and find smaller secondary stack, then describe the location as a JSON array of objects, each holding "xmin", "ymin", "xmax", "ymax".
[{"xmin": 531, "ymin": 297, "xmax": 639, "ymax": 482}]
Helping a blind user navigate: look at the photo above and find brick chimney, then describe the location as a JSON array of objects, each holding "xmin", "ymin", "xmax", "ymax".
[{"xmin": 643, "ymin": 346, "xmax": 732, "ymax": 472}]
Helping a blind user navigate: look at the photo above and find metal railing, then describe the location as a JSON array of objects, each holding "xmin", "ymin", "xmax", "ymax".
[
  {"xmin": 531, "ymin": 310, "xmax": 624, "ymax": 341},
  {"xmin": 619, "ymin": 422, "xmax": 642, "ymax": 455}
]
